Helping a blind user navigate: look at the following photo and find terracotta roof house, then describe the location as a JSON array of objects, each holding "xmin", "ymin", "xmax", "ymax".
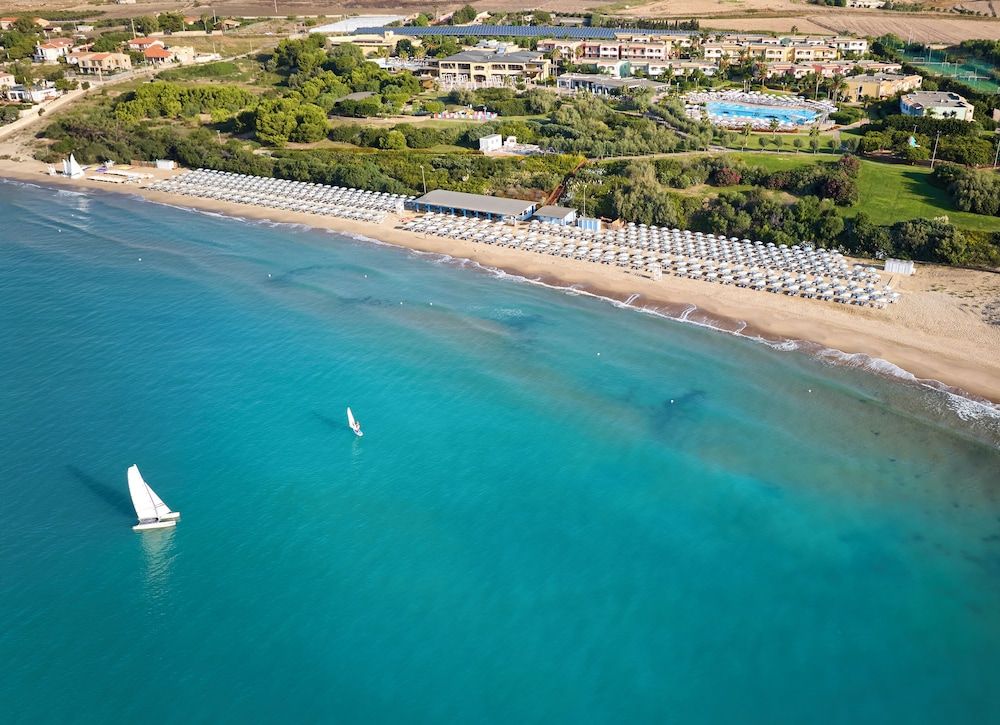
[
  {"xmin": 127, "ymin": 37, "xmax": 165, "ymax": 51},
  {"xmin": 143, "ymin": 46, "xmax": 174, "ymax": 64}
]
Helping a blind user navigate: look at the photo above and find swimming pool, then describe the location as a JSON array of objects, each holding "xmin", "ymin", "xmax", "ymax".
[{"xmin": 706, "ymin": 101, "xmax": 818, "ymax": 125}]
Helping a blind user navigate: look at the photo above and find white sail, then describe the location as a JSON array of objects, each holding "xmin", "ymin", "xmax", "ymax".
[
  {"xmin": 145, "ymin": 480, "xmax": 175, "ymax": 520},
  {"xmin": 66, "ymin": 154, "xmax": 84, "ymax": 178},
  {"xmin": 347, "ymin": 407, "xmax": 356, "ymax": 428},
  {"xmin": 128, "ymin": 465, "xmax": 158, "ymax": 522}
]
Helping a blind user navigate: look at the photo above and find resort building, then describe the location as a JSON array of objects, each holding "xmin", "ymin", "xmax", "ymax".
[
  {"xmin": 831, "ymin": 36, "xmax": 870, "ymax": 55},
  {"xmin": 702, "ymin": 43, "xmax": 744, "ymax": 62},
  {"xmin": 0, "ymin": 72, "xmax": 15, "ymax": 89},
  {"xmin": 534, "ymin": 205, "xmax": 578, "ymax": 226},
  {"xmin": 412, "ymin": 190, "xmax": 538, "ymax": 222},
  {"xmin": 73, "ymin": 52, "xmax": 132, "ymax": 75},
  {"xmin": 765, "ymin": 60, "xmax": 901, "ymax": 80},
  {"xmin": 536, "ymin": 38, "xmax": 585, "ymax": 58},
  {"xmin": 842, "ymin": 73, "xmax": 922, "ymax": 102},
  {"xmin": 704, "ymin": 34, "xmax": 866, "ymax": 64},
  {"xmin": 788, "ymin": 44, "xmax": 840, "ymax": 62},
  {"xmin": 435, "ymin": 48, "xmax": 551, "ymax": 87},
  {"xmin": 900, "ymin": 91, "xmax": 975, "ymax": 121},
  {"xmin": 538, "ymin": 34, "xmax": 691, "ymax": 61},
  {"xmin": 556, "ymin": 73, "xmax": 667, "ymax": 95}
]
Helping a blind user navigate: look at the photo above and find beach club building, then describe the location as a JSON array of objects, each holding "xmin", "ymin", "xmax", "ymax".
[
  {"xmin": 534, "ymin": 205, "xmax": 578, "ymax": 226},
  {"xmin": 412, "ymin": 190, "xmax": 538, "ymax": 222}
]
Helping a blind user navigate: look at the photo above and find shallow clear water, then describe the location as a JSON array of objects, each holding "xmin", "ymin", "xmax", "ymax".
[
  {"xmin": 2, "ymin": 181, "xmax": 999, "ymax": 724},
  {"xmin": 707, "ymin": 101, "xmax": 818, "ymax": 125}
]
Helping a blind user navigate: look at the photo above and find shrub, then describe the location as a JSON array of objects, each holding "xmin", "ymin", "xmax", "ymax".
[
  {"xmin": 712, "ymin": 165, "xmax": 742, "ymax": 186},
  {"xmin": 838, "ymin": 154, "xmax": 861, "ymax": 177}
]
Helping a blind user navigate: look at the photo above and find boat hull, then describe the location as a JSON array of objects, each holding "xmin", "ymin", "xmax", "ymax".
[
  {"xmin": 160, "ymin": 511, "xmax": 181, "ymax": 521},
  {"xmin": 133, "ymin": 520, "xmax": 177, "ymax": 531}
]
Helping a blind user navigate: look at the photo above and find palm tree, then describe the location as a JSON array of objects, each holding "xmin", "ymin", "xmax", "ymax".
[
  {"xmin": 769, "ymin": 117, "xmax": 780, "ymax": 142},
  {"xmin": 741, "ymin": 122, "xmax": 752, "ymax": 151},
  {"xmin": 832, "ymin": 74, "xmax": 847, "ymax": 102}
]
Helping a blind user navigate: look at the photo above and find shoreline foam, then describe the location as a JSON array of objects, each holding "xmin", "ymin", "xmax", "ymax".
[{"xmin": 2, "ymin": 163, "xmax": 999, "ymax": 409}]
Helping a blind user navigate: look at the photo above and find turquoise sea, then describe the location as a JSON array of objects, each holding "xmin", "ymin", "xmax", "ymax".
[{"xmin": 2, "ymin": 180, "xmax": 1000, "ymax": 724}]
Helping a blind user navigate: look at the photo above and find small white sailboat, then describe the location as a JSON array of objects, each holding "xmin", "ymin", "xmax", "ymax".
[
  {"xmin": 347, "ymin": 407, "xmax": 363, "ymax": 437},
  {"xmin": 63, "ymin": 153, "xmax": 85, "ymax": 179},
  {"xmin": 128, "ymin": 465, "xmax": 180, "ymax": 531}
]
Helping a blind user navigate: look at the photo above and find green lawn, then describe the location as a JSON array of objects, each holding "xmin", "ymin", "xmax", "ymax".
[
  {"xmin": 849, "ymin": 160, "xmax": 1000, "ymax": 232},
  {"xmin": 721, "ymin": 152, "xmax": 1000, "ymax": 232},
  {"xmin": 734, "ymin": 152, "xmax": 839, "ymax": 172}
]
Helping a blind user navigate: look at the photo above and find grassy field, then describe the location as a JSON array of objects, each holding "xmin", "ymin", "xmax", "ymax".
[
  {"xmin": 157, "ymin": 58, "xmax": 281, "ymax": 88},
  {"xmin": 734, "ymin": 152, "xmax": 839, "ymax": 172},
  {"xmin": 848, "ymin": 160, "xmax": 1000, "ymax": 232},
  {"xmin": 734, "ymin": 153, "xmax": 1000, "ymax": 232}
]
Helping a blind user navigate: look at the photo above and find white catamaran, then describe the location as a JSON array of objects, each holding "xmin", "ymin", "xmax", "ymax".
[
  {"xmin": 347, "ymin": 407, "xmax": 363, "ymax": 437},
  {"xmin": 128, "ymin": 465, "xmax": 180, "ymax": 531}
]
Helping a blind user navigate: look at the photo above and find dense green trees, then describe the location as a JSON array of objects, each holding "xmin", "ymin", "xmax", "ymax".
[
  {"xmin": 446, "ymin": 87, "xmax": 558, "ymax": 117},
  {"xmin": 115, "ymin": 82, "xmax": 256, "ymax": 123},
  {"xmin": 933, "ymin": 163, "xmax": 1000, "ymax": 216},
  {"xmin": 857, "ymin": 114, "xmax": 997, "ymax": 166},
  {"xmin": 450, "ymin": 5, "xmax": 478, "ymax": 24},
  {"xmin": 157, "ymin": 12, "xmax": 186, "ymax": 33},
  {"xmin": 133, "ymin": 16, "xmax": 159, "ymax": 35},
  {"xmin": 91, "ymin": 31, "xmax": 131, "ymax": 53},
  {"xmin": 609, "ymin": 163, "xmax": 688, "ymax": 227},
  {"xmin": 0, "ymin": 106, "xmax": 21, "ymax": 125},
  {"xmin": 254, "ymin": 98, "xmax": 299, "ymax": 145},
  {"xmin": 0, "ymin": 18, "xmax": 44, "ymax": 59},
  {"xmin": 696, "ymin": 189, "xmax": 845, "ymax": 247}
]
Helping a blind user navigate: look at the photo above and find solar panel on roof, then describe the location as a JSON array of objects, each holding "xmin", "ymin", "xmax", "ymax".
[{"xmin": 352, "ymin": 24, "xmax": 696, "ymax": 39}]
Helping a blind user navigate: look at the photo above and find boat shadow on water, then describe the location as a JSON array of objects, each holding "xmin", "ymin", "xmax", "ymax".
[
  {"xmin": 65, "ymin": 464, "xmax": 133, "ymax": 519},
  {"xmin": 312, "ymin": 410, "xmax": 348, "ymax": 434}
]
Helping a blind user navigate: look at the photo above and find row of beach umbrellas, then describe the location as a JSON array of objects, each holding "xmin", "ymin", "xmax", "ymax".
[
  {"xmin": 402, "ymin": 214, "xmax": 897, "ymax": 307},
  {"xmin": 150, "ymin": 169, "xmax": 416, "ymax": 221}
]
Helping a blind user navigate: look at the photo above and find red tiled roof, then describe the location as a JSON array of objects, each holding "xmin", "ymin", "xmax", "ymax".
[{"xmin": 144, "ymin": 47, "xmax": 172, "ymax": 59}]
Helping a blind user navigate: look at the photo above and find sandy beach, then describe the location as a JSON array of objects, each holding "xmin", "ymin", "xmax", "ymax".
[{"xmin": 3, "ymin": 159, "xmax": 1000, "ymax": 403}]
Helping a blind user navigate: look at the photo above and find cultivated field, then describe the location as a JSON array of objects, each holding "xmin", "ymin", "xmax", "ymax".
[
  {"xmin": 622, "ymin": 0, "xmax": 809, "ymax": 17},
  {"xmin": 0, "ymin": 0, "xmax": 610, "ymax": 19},
  {"xmin": 700, "ymin": 16, "xmax": 835, "ymax": 33},
  {"xmin": 807, "ymin": 12, "xmax": 1000, "ymax": 43},
  {"xmin": 698, "ymin": 11, "xmax": 1000, "ymax": 42},
  {"xmin": 7, "ymin": 0, "xmax": 1000, "ymax": 44}
]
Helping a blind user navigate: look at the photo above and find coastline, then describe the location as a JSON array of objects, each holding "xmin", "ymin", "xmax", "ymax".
[{"xmin": 3, "ymin": 160, "xmax": 1000, "ymax": 404}]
